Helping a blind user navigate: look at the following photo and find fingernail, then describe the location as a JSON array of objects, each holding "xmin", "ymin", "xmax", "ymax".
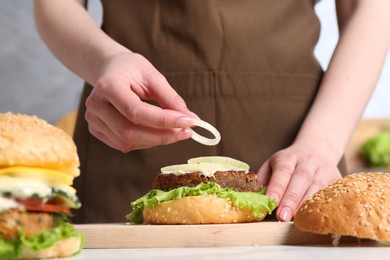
[
  {"xmin": 178, "ymin": 129, "xmax": 192, "ymax": 140},
  {"xmin": 279, "ymin": 207, "xmax": 292, "ymax": 222},
  {"xmin": 177, "ymin": 117, "xmax": 194, "ymax": 128}
]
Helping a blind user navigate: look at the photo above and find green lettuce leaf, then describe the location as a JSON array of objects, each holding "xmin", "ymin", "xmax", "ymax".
[
  {"xmin": 126, "ymin": 182, "xmax": 278, "ymax": 224},
  {"xmin": 0, "ymin": 221, "xmax": 84, "ymax": 260},
  {"xmin": 361, "ymin": 130, "xmax": 390, "ymax": 167},
  {"xmin": 0, "ymin": 240, "xmax": 17, "ymax": 260}
]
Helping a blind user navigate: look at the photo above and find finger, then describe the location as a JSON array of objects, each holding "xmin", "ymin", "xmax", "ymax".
[
  {"xmin": 93, "ymin": 100, "xmax": 193, "ymax": 147},
  {"xmin": 119, "ymin": 123, "xmax": 193, "ymax": 148},
  {"xmin": 90, "ymin": 99, "xmax": 139, "ymax": 143},
  {"xmin": 86, "ymin": 112, "xmax": 133, "ymax": 152},
  {"xmin": 300, "ymin": 176, "xmax": 322, "ymax": 210},
  {"xmin": 117, "ymin": 93, "xmax": 195, "ymax": 128},
  {"xmin": 276, "ymin": 163, "xmax": 317, "ymax": 222},
  {"xmin": 265, "ymin": 155, "xmax": 296, "ymax": 204},
  {"xmin": 145, "ymin": 71, "xmax": 197, "ymax": 117},
  {"xmin": 90, "ymin": 128, "xmax": 122, "ymax": 151},
  {"xmin": 86, "ymin": 94, "xmax": 134, "ymax": 148},
  {"xmin": 256, "ymin": 160, "xmax": 272, "ymax": 187},
  {"xmin": 299, "ymin": 168, "xmax": 341, "ymax": 210},
  {"xmin": 99, "ymin": 77, "xmax": 195, "ymax": 129},
  {"xmin": 88, "ymin": 112, "xmax": 191, "ymax": 152}
]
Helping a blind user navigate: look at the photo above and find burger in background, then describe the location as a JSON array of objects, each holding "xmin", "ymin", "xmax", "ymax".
[
  {"xmin": 126, "ymin": 156, "xmax": 278, "ymax": 224},
  {"xmin": 0, "ymin": 113, "xmax": 84, "ymax": 259}
]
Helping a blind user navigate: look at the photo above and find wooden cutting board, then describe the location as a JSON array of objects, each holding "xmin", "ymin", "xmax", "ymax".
[{"xmin": 74, "ymin": 222, "xmax": 357, "ymax": 248}]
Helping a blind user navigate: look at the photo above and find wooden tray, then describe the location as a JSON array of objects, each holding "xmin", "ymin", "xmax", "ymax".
[{"xmin": 74, "ymin": 222, "xmax": 356, "ymax": 248}]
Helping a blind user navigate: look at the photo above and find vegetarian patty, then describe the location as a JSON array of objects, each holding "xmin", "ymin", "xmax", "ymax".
[
  {"xmin": 0, "ymin": 209, "xmax": 54, "ymax": 240},
  {"xmin": 152, "ymin": 171, "xmax": 261, "ymax": 192}
]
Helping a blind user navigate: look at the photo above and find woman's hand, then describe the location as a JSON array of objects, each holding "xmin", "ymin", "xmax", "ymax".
[
  {"xmin": 34, "ymin": 1, "xmax": 197, "ymax": 152},
  {"xmin": 85, "ymin": 51, "xmax": 196, "ymax": 152},
  {"xmin": 257, "ymin": 142, "xmax": 342, "ymax": 222},
  {"xmin": 258, "ymin": 0, "xmax": 390, "ymax": 222}
]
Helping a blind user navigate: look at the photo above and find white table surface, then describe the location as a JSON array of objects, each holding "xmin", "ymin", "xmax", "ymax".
[{"xmin": 61, "ymin": 244, "xmax": 390, "ymax": 260}]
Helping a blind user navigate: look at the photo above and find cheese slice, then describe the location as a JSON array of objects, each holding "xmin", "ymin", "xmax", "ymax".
[
  {"xmin": 61, "ymin": 167, "xmax": 80, "ymax": 177},
  {"xmin": 0, "ymin": 167, "xmax": 73, "ymax": 185}
]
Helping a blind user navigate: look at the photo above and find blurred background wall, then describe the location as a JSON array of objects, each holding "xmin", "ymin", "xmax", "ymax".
[{"xmin": 1, "ymin": 0, "xmax": 389, "ymax": 125}]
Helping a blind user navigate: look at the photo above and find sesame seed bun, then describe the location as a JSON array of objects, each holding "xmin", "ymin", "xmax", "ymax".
[
  {"xmin": 143, "ymin": 195, "xmax": 266, "ymax": 224},
  {"xmin": 294, "ymin": 172, "xmax": 390, "ymax": 242},
  {"xmin": 0, "ymin": 113, "xmax": 79, "ymax": 176}
]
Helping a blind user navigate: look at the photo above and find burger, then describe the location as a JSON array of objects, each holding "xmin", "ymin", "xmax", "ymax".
[
  {"xmin": 126, "ymin": 156, "xmax": 278, "ymax": 224},
  {"xmin": 0, "ymin": 113, "xmax": 84, "ymax": 259},
  {"xmin": 294, "ymin": 172, "xmax": 390, "ymax": 245}
]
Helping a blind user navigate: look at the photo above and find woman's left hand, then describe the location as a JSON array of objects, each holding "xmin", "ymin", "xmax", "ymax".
[
  {"xmin": 257, "ymin": 0, "xmax": 390, "ymax": 222},
  {"xmin": 257, "ymin": 143, "xmax": 342, "ymax": 222}
]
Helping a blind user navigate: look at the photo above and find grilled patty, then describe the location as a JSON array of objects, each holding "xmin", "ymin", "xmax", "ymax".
[
  {"xmin": 0, "ymin": 210, "xmax": 54, "ymax": 240},
  {"xmin": 152, "ymin": 171, "xmax": 261, "ymax": 192}
]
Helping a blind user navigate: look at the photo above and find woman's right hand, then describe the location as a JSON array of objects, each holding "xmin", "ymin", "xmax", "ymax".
[
  {"xmin": 34, "ymin": 1, "xmax": 197, "ymax": 152},
  {"xmin": 85, "ymin": 51, "xmax": 197, "ymax": 152}
]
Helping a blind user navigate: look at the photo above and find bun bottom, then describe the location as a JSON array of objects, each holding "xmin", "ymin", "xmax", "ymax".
[
  {"xmin": 21, "ymin": 236, "xmax": 82, "ymax": 259},
  {"xmin": 143, "ymin": 195, "xmax": 266, "ymax": 224}
]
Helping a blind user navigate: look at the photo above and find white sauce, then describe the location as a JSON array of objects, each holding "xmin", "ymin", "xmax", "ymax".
[
  {"xmin": 0, "ymin": 176, "xmax": 52, "ymax": 198},
  {"xmin": 162, "ymin": 168, "xmax": 248, "ymax": 177},
  {"xmin": 161, "ymin": 169, "xmax": 217, "ymax": 177},
  {"xmin": 52, "ymin": 183, "xmax": 76, "ymax": 195},
  {"xmin": 0, "ymin": 196, "xmax": 20, "ymax": 212}
]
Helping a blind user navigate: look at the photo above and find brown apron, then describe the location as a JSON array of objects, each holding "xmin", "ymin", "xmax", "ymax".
[{"xmin": 73, "ymin": 0, "xmax": 346, "ymax": 223}]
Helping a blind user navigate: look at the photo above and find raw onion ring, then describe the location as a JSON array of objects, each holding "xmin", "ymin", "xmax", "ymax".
[{"xmin": 190, "ymin": 118, "xmax": 221, "ymax": 146}]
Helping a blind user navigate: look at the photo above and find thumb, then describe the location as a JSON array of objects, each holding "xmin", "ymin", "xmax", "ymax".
[{"xmin": 147, "ymin": 73, "xmax": 198, "ymax": 118}]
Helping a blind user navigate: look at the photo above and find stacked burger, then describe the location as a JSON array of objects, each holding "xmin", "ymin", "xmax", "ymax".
[
  {"xmin": 127, "ymin": 156, "xmax": 278, "ymax": 224},
  {"xmin": 0, "ymin": 113, "xmax": 84, "ymax": 259}
]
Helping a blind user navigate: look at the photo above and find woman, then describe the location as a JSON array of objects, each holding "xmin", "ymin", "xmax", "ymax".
[{"xmin": 34, "ymin": 0, "xmax": 390, "ymax": 223}]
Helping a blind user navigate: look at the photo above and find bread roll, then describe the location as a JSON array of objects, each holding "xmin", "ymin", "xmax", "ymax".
[
  {"xmin": 294, "ymin": 172, "xmax": 390, "ymax": 242},
  {"xmin": 0, "ymin": 113, "xmax": 79, "ymax": 176}
]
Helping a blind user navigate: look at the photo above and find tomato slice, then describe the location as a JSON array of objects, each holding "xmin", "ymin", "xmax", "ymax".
[{"xmin": 15, "ymin": 198, "xmax": 71, "ymax": 214}]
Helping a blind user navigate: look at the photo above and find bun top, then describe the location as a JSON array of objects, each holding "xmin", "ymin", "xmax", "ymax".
[
  {"xmin": 0, "ymin": 113, "xmax": 80, "ymax": 176},
  {"xmin": 294, "ymin": 172, "xmax": 390, "ymax": 242}
]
